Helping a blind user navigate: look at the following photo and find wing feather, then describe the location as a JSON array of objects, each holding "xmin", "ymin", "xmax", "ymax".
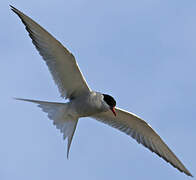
[
  {"xmin": 11, "ymin": 6, "xmax": 91, "ymax": 99},
  {"xmin": 92, "ymin": 107, "xmax": 192, "ymax": 177}
]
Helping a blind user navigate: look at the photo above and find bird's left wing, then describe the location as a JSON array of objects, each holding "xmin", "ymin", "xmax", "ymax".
[
  {"xmin": 91, "ymin": 107, "xmax": 192, "ymax": 177},
  {"xmin": 11, "ymin": 6, "xmax": 91, "ymax": 99}
]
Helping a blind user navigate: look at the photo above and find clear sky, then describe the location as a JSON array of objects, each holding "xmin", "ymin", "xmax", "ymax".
[{"xmin": 1, "ymin": 0, "xmax": 195, "ymax": 179}]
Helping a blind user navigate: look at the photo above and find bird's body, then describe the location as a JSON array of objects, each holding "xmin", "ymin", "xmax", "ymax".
[
  {"xmin": 69, "ymin": 91, "xmax": 111, "ymax": 117},
  {"xmin": 61, "ymin": 91, "xmax": 111, "ymax": 118},
  {"xmin": 11, "ymin": 5, "xmax": 192, "ymax": 177}
]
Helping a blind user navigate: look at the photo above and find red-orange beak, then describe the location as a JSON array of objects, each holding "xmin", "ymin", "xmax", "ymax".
[{"xmin": 111, "ymin": 107, "xmax": 116, "ymax": 116}]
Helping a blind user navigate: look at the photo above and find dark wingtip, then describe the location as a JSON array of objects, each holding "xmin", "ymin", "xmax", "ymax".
[
  {"xmin": 10, "ymin": 5, "xmax": 16, "ymax": 11},
  {"xmin": 188, "ymin": 173, "xmax": 193, "ymax": 177},
  {"xmin": 13, "ymin": 97, "xmax": 23, "ymax": 101},
  {"xmin": 10, "ymin": 5, "xmax": 22, "ymax": 16}
]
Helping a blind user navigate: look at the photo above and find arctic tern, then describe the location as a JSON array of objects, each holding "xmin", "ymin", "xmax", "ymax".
[{"xmin": 10, "ymin": 6, "xmax": 192, "ymax": 177}]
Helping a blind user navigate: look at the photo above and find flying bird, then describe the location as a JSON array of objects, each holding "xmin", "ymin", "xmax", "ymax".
[{"xmin": 10, "ymin": 5, "xmax": 192, "ymax": 177}]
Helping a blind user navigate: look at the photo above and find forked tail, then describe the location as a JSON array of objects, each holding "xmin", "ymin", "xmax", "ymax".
[{"xmin": 15, "ymin": 98, "xmax": 78, "ymax": 158}]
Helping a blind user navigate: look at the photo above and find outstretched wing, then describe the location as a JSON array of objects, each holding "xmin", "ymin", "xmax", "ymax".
[
  {"xmin": 11, "ymin": 6, "xmax": 91, "ymax": 99},
  {"xmin": 92, "ymin": 107, "xmax": 192, "ymax": 177}
]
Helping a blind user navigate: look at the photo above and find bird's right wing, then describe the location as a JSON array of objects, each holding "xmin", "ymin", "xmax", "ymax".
[
  {"xmin": 91, "ymin": 107, "xmax": 192, "ymax": 177},
  {"xmin": 11, "ymin": 6, "xmax": 91, "ymax": 99}
]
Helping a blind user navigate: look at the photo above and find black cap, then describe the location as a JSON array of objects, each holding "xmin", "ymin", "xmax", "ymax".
[{"xmin": 103, "ymin": 94, "xmax": 116, "ymax": 108}]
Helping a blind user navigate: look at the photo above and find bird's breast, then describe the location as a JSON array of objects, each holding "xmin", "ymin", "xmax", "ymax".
[{"xmin": 70, "ymin": 92, "xmax": 109, "ymax": 117}]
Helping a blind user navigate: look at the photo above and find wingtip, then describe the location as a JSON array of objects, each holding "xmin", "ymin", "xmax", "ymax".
[
  {"xmin": 13, "ymin": 97, "xmax": 20, "ymax": 100},
  {"xmin": 13, "ymin": 97, "xmax": 24, "ymax": 101},
  {"xmin": 9, "ymin": 5, "xmax": 16, "ymax": 12},
  {"xmin": 187, "ymin": 172, "xmax": 193, "ymax": 177},
  {"xmin": 10, "ymin": 5, "xmax": 23, "ymax": 16}
]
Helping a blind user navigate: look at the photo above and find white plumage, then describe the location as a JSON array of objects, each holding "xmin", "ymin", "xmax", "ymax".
[{"xmin": 11, "ymin": 5, "xmax": 192, "ymax": 177}]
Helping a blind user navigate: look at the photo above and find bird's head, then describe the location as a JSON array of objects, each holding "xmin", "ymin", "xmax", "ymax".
[{"xmin": 103, "ymin": 94, "xmax": 116, "ymax": 116}]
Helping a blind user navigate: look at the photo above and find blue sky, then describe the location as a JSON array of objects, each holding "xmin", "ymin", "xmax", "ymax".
[{"xmin": 1, "ymin": 0, "xmax": 195, "ymax": 179}]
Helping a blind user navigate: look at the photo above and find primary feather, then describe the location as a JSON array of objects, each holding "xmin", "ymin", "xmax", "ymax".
[
  {"xmin": 10, "ymin": 5, "xmax": 91, "ymax": 100},
  {"xmin": 92, "ymin": 108, "xmax": 193, "ymax": 177}
]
